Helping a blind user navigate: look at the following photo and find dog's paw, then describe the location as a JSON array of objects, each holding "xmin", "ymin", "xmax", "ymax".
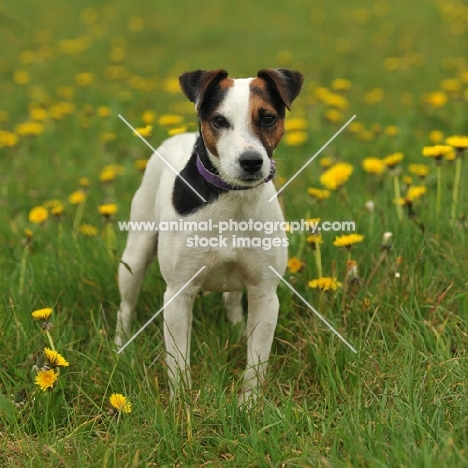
[
  {"xmin": 114, "ymin": 334, "xmax": 124, "ymax": 350},
  {"xmin": 237, "ymin": 388, "xmax": 260, "ymax": 409}
]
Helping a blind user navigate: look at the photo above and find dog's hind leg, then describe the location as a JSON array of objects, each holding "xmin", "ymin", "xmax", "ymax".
[
  {"xmin": 115, "ymin": 188, "xmax": 158, "ymax": 348},
  {"xmin": 223, "ymin": 291, "xmax": 244, "ymax": 324}
]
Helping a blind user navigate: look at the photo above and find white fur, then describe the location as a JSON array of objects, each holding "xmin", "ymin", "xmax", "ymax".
[{"xmin": 115, "ymin": 79, "xmax": 287, "ymax": 404}]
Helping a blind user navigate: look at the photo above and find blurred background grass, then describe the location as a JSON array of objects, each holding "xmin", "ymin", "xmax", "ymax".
[{"xmin": 1, "ymin": 0, "xmax": 468, "ymax": 466}]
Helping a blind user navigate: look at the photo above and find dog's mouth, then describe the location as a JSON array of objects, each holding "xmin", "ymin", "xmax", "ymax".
[{"xmin": 238, "ymin": 174, "xmax": 264, "ymax": 182}]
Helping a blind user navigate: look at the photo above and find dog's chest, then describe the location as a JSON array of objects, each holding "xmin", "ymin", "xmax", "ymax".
[{"xmin": 201, "ymin": 248, "xmax": 257, "ymax": 292}]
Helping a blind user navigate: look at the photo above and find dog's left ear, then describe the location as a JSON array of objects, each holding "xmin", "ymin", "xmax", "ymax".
[
  {"xmin": 257, "ymin": 68, "xmax": 304, "ymax": 110},
  {"xmin": 179, "ymin": 69, "xmax": 229, "ymax": 108}
]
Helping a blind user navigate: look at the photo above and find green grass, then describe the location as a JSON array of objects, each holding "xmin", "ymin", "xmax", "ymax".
[{"xmin": 1, "ymin": 0, "xmax": 468, "ymax": 466}]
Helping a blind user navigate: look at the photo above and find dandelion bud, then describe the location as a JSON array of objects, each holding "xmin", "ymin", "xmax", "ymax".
[
  {"xmin": 364, "ymin": 200, "xmax": 375, "ymax": 212},
  {"xmin": 346, "ymin": 260, "xmax": 360, "ymax": 284},
  {"xmin": 381, "ymin": 231, "xmax": 393, "ymax": 249}
]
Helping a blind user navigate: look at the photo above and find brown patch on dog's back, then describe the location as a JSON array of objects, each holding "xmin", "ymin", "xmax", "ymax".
[
  {"xmin": 249, "ymin": 78, "xmax": 286, "ymax": 157},
  {"xmin": 199, "ymin": 77, "xmax": 234, "ymax": 158}
]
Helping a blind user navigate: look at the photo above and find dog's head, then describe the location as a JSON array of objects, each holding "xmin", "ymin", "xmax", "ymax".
[{"xmin": 179, "ymin": 69, "xmax": 304, "ymax": 187}]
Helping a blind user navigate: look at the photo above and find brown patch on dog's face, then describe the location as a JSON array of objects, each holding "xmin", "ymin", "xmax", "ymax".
[
  {"xmin": 249, "ymin": 78, "xmax": 286, "ymax": 157},
  {"xmin": 198, "ymin": 77, "xmax": 234, "ymax": 158}
]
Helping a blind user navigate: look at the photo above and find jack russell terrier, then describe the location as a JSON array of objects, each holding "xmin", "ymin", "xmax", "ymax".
[{"xmin": 115, "ymin": 68, "xmax": 304, "ymax": 402}]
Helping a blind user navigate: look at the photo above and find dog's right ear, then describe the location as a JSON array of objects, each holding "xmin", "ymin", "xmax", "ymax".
[{"xmin": 179, "ymin": 69, "xmax": 228, "ymax": 108}]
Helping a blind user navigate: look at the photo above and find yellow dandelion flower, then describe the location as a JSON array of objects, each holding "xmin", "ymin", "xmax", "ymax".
[
  {"xmin": 357, "ymin": 130, "xmax": 375, "ymax": 142},
  {"xmin": 407, "ymin": 185, "xmax": 427, "ymax": 201},
  {"xmin": 43, "ymin": 199, "xmax": 62, "ymax": 209},
  {"xmin": 75, "ymin": 72, "xmax": 94, "ymax": 87},
  {"xmin": 429, "ymin": 130, "xmax": 444, "ymax": 144},
  {"xmin": 364, "ymin": 88, "xmax": 384, "ymax": 105},
  {"xmin": 96, "ymin": 106, "xmax": 112, "ymax": 118},
  {"xmin": 305, "ymin": 218, "xmax": 320, "ymax": 226},
  {"xmin": 13, "ymin": 69, "xmax": 30, "ymax": 85},
  {"xmin": 109, "ymin": 393, "xmax": 132, "ymax": 413},
  {"xmin": 168, "ymin": 126, "xmax": 188, "ymax": 136},
  {"xmin": 284, "ymin": 117, "xmax": 308, "ymax": 131},
  {"xmin": 29, "ymin": 206, "xmax": 48, "ymax": 224},
  {"xmin": 423, "ymin": 91, "xmax": 447, "ymax": 108},
  {"xmin": 362, "ymin": 157, "xmax": 386, "ymax": 175},
  {"xmin": 0, "ymin": 131, "xmax": 19, "ymax": 147},
  {"xmin": 319, "ymin": 157, "xmax": 334, "ymax": 168},
  {"xmin": 57, "ymin": 86, "xmax": 74, "ymax": 100},
  {"xmin": 331, "ymin": 78, "xmax": 351, "ymax": 91},
  {"xmin": 51, "ymin": 204, "xmax": 65, "ymax": 216},
  {"xmin": 108, "ymin": 47, "xmax": 126, "ymax": 63},
  {"xmin": 133, "ymin": 125, "xmax": 152, "ymax": 138},
  {"xmin": 99, "ymin": 168, "xmax": 117, "ymax": 182},
  {"xmin": 283, "ymin": 131, "xmax": 308, "ymax": 146},
  {"xmin": 402, "ymin": 176, "xmax": 413, "ymax": 186},
  {"xmin": 408, "ymin": 164, "xmax": 429, "ymax": 178},
  {"xmin": 314, "ymin": 86, "xmax": 331, "ymax": 101},
  {"xmin": 445, "ymin": 148, "xmax": 456, "ymax": 161},
  {"xmin": 141, "ymin": 110, "xmax": 156, "ymax": 125},
  {"xmin": 384, "ymin": 125, "xmax": 399, "ymax": 136},
  {"xmin": 163, "ymin": 78, "xmax": 182, "ymax": 94},
  {"xmin": 440, "ymin": 78, "xmax": 461, "ymax": 93},
  {"xmin": 445, "ymin": 135, "xmax": 468, "ymax": 150},
  {"xmin": 99, "ymin": 204, "xmax": 118, "ymax": 216},
  {"xmin": 99, "ymin": 132, "xmax": 116, "ymax": 143},
  {"xmin": 320, "ymin": 162, "xmax": 354, "ymax": 190},
  {"xmin": 307, "ymin": 187, "xmax": 331, "ymax": 200},
  {"xmin": 394, "ymin": 197, "xmax": 407, "ymax": 206},
  {"xmin": 32, "ymin": 307, "xmax": 53, "ymax": 321},
  {"xmin": 308, "ymin": 277, "xmax": 342, "ymax": 292},
  {"xmin": 15, "ymin": 121, "xmax": 44, "ymax": 136},
  {"xmin": 128, "ymin": 15, "xmax": 145, "ymax": 32},
  {"xmin": 324, "ymin": 109, "xmax": 342, "ymax": 123},
  {"xmin": 323, "ymin": 93, "xmax": 349, "ymax": 109},
  {"xmin": 29, "ymin": 108, "xmax": 48, "ymax": 122},
  {"xmin": 158, "ymin": 114, "xmax": 184, "ymax": 126},
  {"xmin": 44, "ymin": 348, "xmax": 69, "ymax": 367},
  {"xmin": 134, "ymin": 159, "xmax": 148, "ymax": 171},
  {"xmin": 79, "ymin": 224, "xmax": 98, "ymax": 236},
  {"xmin": 79, "ymin": 177, "xmax": 90, "ymax": 188},
  {"xmin": 103, "ymin": 164, "xmax": 126, "ymax": 175},
  {"xmin": 35, "ymin": 369, "xmax": 58, "ymax": 391},
  {"xmin": 68, "ymin": 190, "xmax": 86, "ymax": 205},
  {"xmin": 422, "ymin": 145, "xmax": 453, "ymax": 158},
  {"xmin": 287, "ymin": 257, "xmax": 303, "ymax": 274},
  {"xmin": 306, "ymin": 234, "xmax": 323, "ymax": 245},
  {"xmin": 49, "ymin": 102, "xmax": 75, "ymax": 119},
  {"xmin": 333, "ymin": 233, "xmax": 364, "ymax": 248},
  {"xmin": 348, "ymin": 121, "xmax": 365, "ymax": 133},
  {"xmin": 382, "ymin": 152, "xmax": 404, "ymax": 168}
]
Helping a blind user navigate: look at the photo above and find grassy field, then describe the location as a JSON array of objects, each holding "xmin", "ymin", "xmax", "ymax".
[{"xmin": 1, "ymin": 0, "xmax": 468, "ymax": 466}]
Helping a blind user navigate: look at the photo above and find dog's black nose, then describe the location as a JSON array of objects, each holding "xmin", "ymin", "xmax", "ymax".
[{"xmin": 239, "ymin": 151, "xmax": 263, "ymax": 174}]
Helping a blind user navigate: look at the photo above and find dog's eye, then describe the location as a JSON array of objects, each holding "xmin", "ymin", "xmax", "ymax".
[
  {"xmin": 212, "ymin": 116, "xmax": 230, "ymax": 129},
  {"xmin": 261, "ymin": 115, "xmax": 277, "ymax": 128}
]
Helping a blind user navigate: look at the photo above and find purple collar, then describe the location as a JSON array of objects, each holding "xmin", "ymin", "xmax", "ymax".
[{"xmin": 196, "ymin": 155, "xmax": 276, "ymax": 191}]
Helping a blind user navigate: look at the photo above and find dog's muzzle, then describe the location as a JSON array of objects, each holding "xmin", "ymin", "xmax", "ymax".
[{"xmin": 196, "ymin": 155, "xmax": 276, "ymax": 191}]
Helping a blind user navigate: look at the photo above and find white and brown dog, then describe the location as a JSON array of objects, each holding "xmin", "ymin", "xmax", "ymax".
[{"xmin": 115, "ymin": 68, "xmax": 304, "ymax": 402}]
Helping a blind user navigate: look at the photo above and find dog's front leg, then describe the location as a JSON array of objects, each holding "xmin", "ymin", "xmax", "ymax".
[
  {"xmin": 241, "ymin": 286, "xmax": 280, "ymax": 404},
  {"xmin": 163, "ymin": 287, "xmax": 197, "ymax": 396}
]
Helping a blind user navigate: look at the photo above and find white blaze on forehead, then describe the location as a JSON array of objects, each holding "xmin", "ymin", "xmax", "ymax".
[{"xmin": 218, "ymin": 78, "xmax": 253, "ymax": 133}]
